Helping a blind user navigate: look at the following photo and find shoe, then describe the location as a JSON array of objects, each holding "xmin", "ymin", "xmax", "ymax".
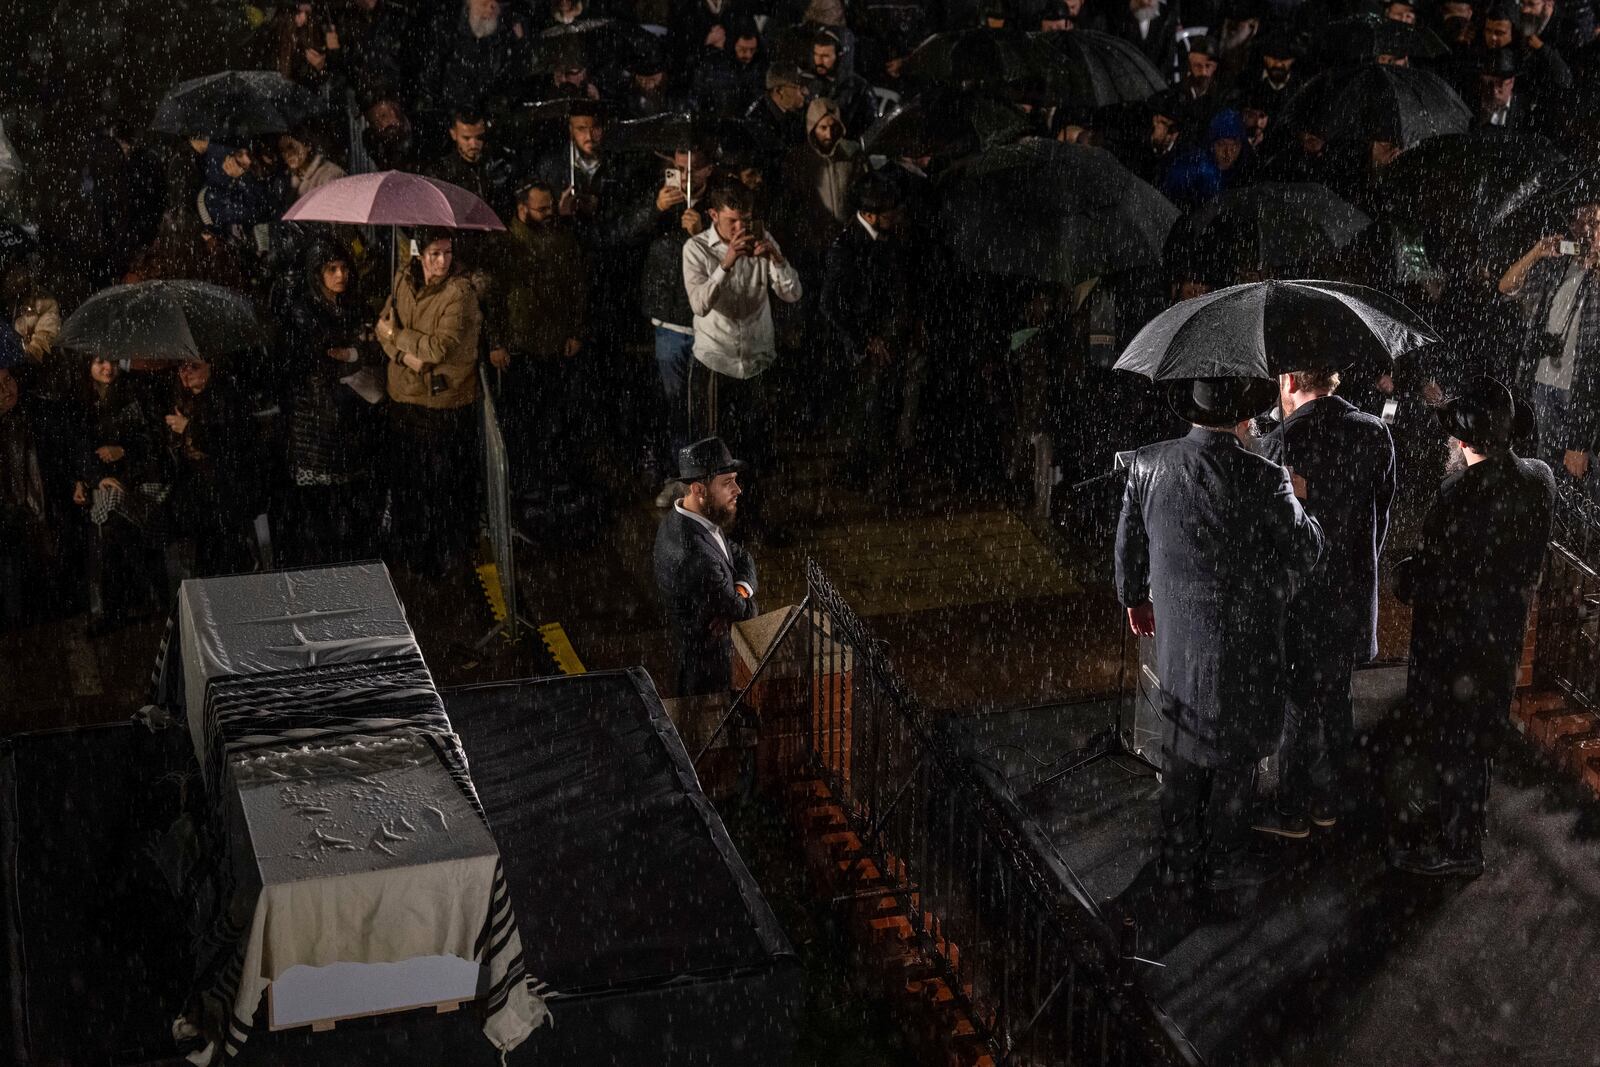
[
  {"xmin": 654, "ymin": 481, "xmax": 680, "ymax": 508},
  {"xmin": 1309, "ymin": 797, "xmax": 1338, "ymax": 829},
  {"xmin": 1252, "ymin": 806, "xmax": 1311, "ymax": 840},
  {"xmin": 1389, "ymin": 843, "xmax": 1483, "ymax": 878}
]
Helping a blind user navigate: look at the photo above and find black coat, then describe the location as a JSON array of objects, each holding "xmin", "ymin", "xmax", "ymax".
[
  {"xmin": 1398, "ymin": 452, "xmax": 1554, "ymax": 746},
  {"xmin": 820, "ymin": 219, "xmax": 917, "ymax": 360},
  {"xmin": 1115, "ymin": 427, "xmax": 1325, "ymax": 766},
  {"xmin": 653, "ymin": 506, "xmax": 761, "ymax": 696},
  {"xmin": 282, "ymin": 283, "xmax": 373, "ymax": 483},
  {"xmin": 420, "ymin": 10, "xmax": 529, "ymax": 114},
  {"xmin": 1260, "ymin": 394, "xmax": 1395, "ymax": 663}
]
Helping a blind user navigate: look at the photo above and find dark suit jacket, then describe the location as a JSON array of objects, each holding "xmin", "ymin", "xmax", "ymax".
[
  {"xmin": 654, "ymin": 507, "xmax": 761, "ymax": 696},
  {"xmin": 820, "ymin": 220, "xmax": 916, "ymax": 361},
  {"xmin": 1399, "ymin": 452, "xmax": 1554, "ymax": 745},
  {"xmin": 1260, "ymin": 394, "xmax": 1395, "ymax": 663},
  {"xmin": 1115, "ymin": 427, "xmax": 1325, "ymax": 766}
]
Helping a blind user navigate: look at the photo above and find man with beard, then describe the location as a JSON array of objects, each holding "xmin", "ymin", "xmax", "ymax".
[
  {"xmin": 745, "ymin": 67, "xmax": 811, "ymax": 174},
  {"xmin": 492, "ymin": 181, "xmax": 588, "ymax": 493},
  {"xmin": 424, "ymin": 108, "xmax": 513, "ymax": 217},
  {"xmin": 622, "ymin": 44, "xmax": 682, "ymax": 119},
  {"xmin": 421, "ymin": 0, "xmax": 530, "ymax": 120},
  {"xmin": 779, "ymin": 98, "xmax": 865, "ymax": 277},
  {"xmin": 1253, "ymin": 367, "xmax": 1395, "ymax": 839},
  {"xmin": 809, "ymin": 29, "xmax": 875, "ymax": 136},
  {"xmin": 1175, "ymin": 36, "xmax": 1223, "ymax": 131},
  {"xmin": 1472, "ymin": 0, "xmax": 1572, "ymax": 95},
  {"xmin": 694, "ymin": 18, "xmax": 767, "ymax": 117},
  {"xmin": 360, "ymin": 95, "xmax": 414, "ymax": 171},
  {"xmin": 1251, "ymin": 32, "xmax": 1301, "ymax": 106},
  {"xmin": 1392, "ymin": 377, "xmax": 1553, "ymax": 876},
  {"xmin": 1115, "ymin": 378, "xmax": 1324, "ymax": 909},
  {"xmin": 1520, "ymin": 0, "xmax": 1594, "ymax": 54},
  {"xmin": 653, "ymin": 436, "xmax": 760, "ymax": 697}
]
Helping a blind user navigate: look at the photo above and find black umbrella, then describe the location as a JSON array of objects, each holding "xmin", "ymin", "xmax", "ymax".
[
  {"xmin": 1375, "ymin": 131, "xmax": 1576, "ymax": 262},
  {"xmin": 59, "ymin": 280, "xmax": 262, "ymax": 362},
  {"xmin": 604, "ymin": 112, "xmax": 768, "ymax": 157},
  {"xmin": 151, "ymin": 70, "xmax": 317, "ymax": 144},
  {"xmin": 1114, "ymin": 279, "xmax": 1438, "ymax": 380},
  {"xmin": 1278, "ymin": 63, "xmax": 1469, "ymax": 148},
  {"xmin": 1187, "ymin": 182, "xmax": 1371, "ymax": 275},
  {"xmin": 936, "ymin": 140, "xmax": 1179, "ymax": 285},
  {"xmin": 1321, "ymin": 14, "xmax": 1449, "ymax": 63},
  {"xmin": 531, "ymin": 18, "xmax": 653, "ymax": 72},
  {"xmin": 1027, "ymin": 30, "xmax": 1167, "ymax": 107},
  {"xmin": 901, "ymin": 29, "xmax": 1051, "ymax": 89},
  {"xmin": 862, "ymin": 89, "xmax": 1028, "ymax": 158}
]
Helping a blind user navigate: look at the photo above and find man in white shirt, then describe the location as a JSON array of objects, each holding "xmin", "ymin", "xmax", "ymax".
[{"xmin": 681, "ymin": 183, "xmax": 802, "ymax": 536}]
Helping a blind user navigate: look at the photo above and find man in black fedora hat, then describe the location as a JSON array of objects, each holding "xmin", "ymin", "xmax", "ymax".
[
  {"xmin": 1391, "ymin": 376, "xmax": 1553, "ymax": 877},
  {"xmin": 1115, "ymin": 377, "xmax": 1324, "ymax": 909},
  {"xmin": 653, "ymin": 436, "xmax": 762, "ymax": 697}
]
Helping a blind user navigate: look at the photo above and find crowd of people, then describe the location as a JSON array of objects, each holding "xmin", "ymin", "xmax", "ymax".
[{"xmin": 0, "ymin": 0, "xmax": 1597, "ymax": 652}]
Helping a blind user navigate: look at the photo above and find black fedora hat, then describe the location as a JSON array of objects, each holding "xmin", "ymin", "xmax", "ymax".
[
  {"xmin": 1165, "ymin": 377, "xmax": 1278, "ymax": 427},
  {"xmin": 1435, "ymin": 375, "xmax": 1515, "ymax": 449},
  {"xmin": 678, "ymin": 436, "xmax": 748, "ymax": 482}
]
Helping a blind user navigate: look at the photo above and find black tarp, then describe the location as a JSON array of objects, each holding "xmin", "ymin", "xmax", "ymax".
[{"xmin": 0, "ymin": 668, "xmax": 801, "ymax": 1066}]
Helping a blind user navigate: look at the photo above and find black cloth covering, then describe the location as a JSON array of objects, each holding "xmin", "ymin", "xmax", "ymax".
[{"xmin": 0, "ymin": 669, "xmax": 800, "ymax": 1066}]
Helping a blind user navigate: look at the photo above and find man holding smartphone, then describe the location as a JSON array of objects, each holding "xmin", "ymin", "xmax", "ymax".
[
  {"xmin": 681, "ymin": 183, "xmax": 802, "ymax": 538},
  {"xmin": 1499, "ymin": 201, "xmax": 1600, "ymax": 488}
]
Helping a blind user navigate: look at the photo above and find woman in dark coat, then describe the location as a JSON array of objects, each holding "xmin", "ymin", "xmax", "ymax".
[
  {"xmin": 161, "ymin": 357, "xmax": 260, "ymax": 581},
  {"xmin": 71, "ymin": 355, "xmax": 166, "ymax": 632},
  {"xmin": 279, "ymin": 240, "xmax": 379, "ymax": 565}
]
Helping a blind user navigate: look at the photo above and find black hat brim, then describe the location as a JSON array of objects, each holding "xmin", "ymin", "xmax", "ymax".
[{"xmin": 1165, "ymin": 378, "xmax": 1277, "ymax": 427}]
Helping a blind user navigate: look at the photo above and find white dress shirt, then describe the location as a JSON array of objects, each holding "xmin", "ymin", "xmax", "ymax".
[
  {"xmin": 674, "ymin": 500, "xmax": 754, "ymax": 597},
  {"xmin": 682, "ymin": 226, "xmax": 803, "ymax": 380}
]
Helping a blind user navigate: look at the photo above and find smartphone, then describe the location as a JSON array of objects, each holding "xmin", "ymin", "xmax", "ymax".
[
  {"xmin": 749, "ymin": 219, "xmax": 766, "ymax": 242},
  {"xmin": 1561, "ymin": 239, "xmax": 1580, "ymax": 256},
  {"xmin": 1381, "ymin": 399, "xmax": 1399, "ymax": 424},
  {"xmin": 664, "ymin": 167, "xmax": 683, "ymax": 190}
]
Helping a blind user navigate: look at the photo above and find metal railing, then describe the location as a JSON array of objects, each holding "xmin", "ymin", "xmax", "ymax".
[
  {"xmin": 794, "ymin": 558, "xmax": 1200, "ymax": 1067},
  {"xmin": 1534, "ymin": 485, "xmax": 1600, "ymax": 707}
]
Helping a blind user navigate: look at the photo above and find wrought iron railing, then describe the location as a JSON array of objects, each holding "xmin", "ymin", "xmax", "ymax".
[
  {"xmin": 1535, "ymin": 485, "xmax": 1600, "ymax": 707},
  {"xmin": 795, "ymin": 558, "xmax": 1200, "ymax": 1067}
]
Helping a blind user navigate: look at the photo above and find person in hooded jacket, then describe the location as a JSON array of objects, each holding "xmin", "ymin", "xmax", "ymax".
[
  {"xmin": 279, "ymin": 239, "xmax": 379, "ymax": 566},
  {"xmin": 778, "ymin": 97, "xmax": 866, "ymax": 275}
]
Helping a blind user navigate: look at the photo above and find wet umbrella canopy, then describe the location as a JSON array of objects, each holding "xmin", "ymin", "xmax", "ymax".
[
  {"xmin": 1114, "ymin": 279, "xmax": 1439, "ymax": 380},
  {"xmin": 1186, "ymin": 182, "xmax": 1372, "ymax": 275},
  {"xmin": 1278, "ymin": 63, "xmax": 1470, "ymax": 148},
  {"xmin": 901, "ymin": 28, "xmax": 1051, "ymax": 89},
  {"xmin": 151, "ymin": 70, "xmax": 318, "ymax": 144},
  {"xmin": 604, "ymin": 112, "xmax": 768, "ymax": 157},
  {"xmin": 281, "ymin": 171, "xmax": 506, "ymax": 230},
  {"xmin": 1028, "ymin": 29, "xmax": 1168, "ymax": 107},
  {"xmin": 862, "ymin": 89, "xmax": 1029, "ymax": 158},
  {"xmin": 936, "ymin": 140, "xmax": 1179, "ymax": 284},
  {"xmin": 1376, "ymin": 132, "xmax": 1577, "ymax": 264},
  {"xmin": 1321, "ymin": 14, "xmax": 1449, "ymax": 63},
  {"xmin": 58, "ymin": 280, "xmax": 261, "ymax": 362}
]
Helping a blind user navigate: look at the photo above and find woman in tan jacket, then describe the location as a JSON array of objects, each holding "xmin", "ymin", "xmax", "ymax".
[{"xmin": 375, "ymin": 228, "xmax": 482, "ymax": 574}]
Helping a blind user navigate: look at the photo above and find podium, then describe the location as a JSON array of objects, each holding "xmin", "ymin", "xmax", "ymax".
[{"xmin": 732, "ymin": 606, "xmax": 855, "ymax": 786}]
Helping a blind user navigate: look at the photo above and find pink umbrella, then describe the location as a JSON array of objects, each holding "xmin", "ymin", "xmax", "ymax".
[{"xmin": 282, "ymin": 171, "xmax": 505, "ymax": 230}]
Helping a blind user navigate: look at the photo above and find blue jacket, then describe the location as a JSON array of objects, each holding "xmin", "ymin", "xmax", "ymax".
[{"xmin": 1115, "ymin": 427, "xmax": 1324, "ymax": 766}]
